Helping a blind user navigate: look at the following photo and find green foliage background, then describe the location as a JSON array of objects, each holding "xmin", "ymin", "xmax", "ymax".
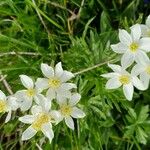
[{"xmin": 0, "ymin": 0, "xmax": 150, "ymax": 149}]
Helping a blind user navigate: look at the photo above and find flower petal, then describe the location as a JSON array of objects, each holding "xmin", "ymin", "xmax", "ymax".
[
  {"xmin": 130, "ymin": 24, "xmax": 141, "ymax": 41},
  {"xmin": 123, "ymin": 83, "xmax": 133, "ymax": 101},
  {"xmin": 135, "ymin": 51, "xmax": 150, "ymax": 64},
  {"xmin": 119, "ymin": 29, "xmax": 132, "ymax": 45},
  {"xmin": 132, "ymin": 76, "xmax": 145, "ymax": 90},
  {"xmin": 56, "ymin": 89, "xmax": 71, "ymax": 99},
  {"xmin": 7, "ymin": 96, "xmax": 19, "ymax": 111},
  {"xmin": 41, "ymin": 63, "xmax": 54, "ymax": 78},
  {"xmin": 5, "ymin": 111, "xmax": 12, "ymax": 123},
  {"xmin": 21, "ymin": 126, "xmax": 37, "ymax": 141},
  {"xmin": 106, "ymin": 78, "xmax": 122, "ymax": 89},
  {"xmin": 46, "ymin": 88, "xmax": 56, "ymax": 100},
  {"xmin": 121, "ymin": 52, "xmax": 134, "ymax": 69},
  {"xmin": 0, "ymin": 90, "xmax": 6, "ymax": 100},
  {"xmin": 146, "ymin": 15, "xmax": 150, "ymax": 28},
  {"xmin": 139, "ymin": 38, "xmax": 150, "ymax": 52},
  {"xmin": 71, "ymin": 107, "xmax": 85, "ymax": 118},
  {"xmin": 65, "ymin": 117, "xmax": 74, "ymax": 130},
  {"xmin": 55, "ymin": 62, "xmax": 63, "ymax": 78},
  {"xmin": 35, "ymin": 78, "xmax": 49, "ymax": 91},
  {"xmin": 111, "ymin": 42, "xmax": 127, "ymax": 53},
  {"xmin": 20, "ymin": 75, "xmax": 34, "ymax": 89},
  {"xmin": 50, "ymin": 110, "xmax": 62, "ymax": 124},
  {"xmin": 140, "ymin": 72, "xmax": 150, "ymax": 89},
  {"xmin": 60, "ymin": 71, "xmax": 74, "ymax": 82},
  {"xmin": 101, "ymin": 73, "xmax": 119, "ymax": 78},
  {"xmin": 140, "ymin": 25, "xmax": 149, "ymax": 37},
  {"xmin": 70, "ymin": 93, "xmax": 81, "ymax": 106},
  {"xmin": 131, "ymin": 64, "xmax": 144, "ymax": 76},
  {"xmin": 108, "ymin": 64, "xmax": 122, "ymax": 73},
  {"xmin": 31, "ymin": 105, "xmax": 42, "ymax": 115},
  {"xmin": 41, "ymin": 123, "xmax": 54, "ymax": 143},
  {"xmin": 20, "ymin": 98, "xmax": 33, "ymax": 111},
  {"xmin": 60, "ymin": 83, "xmax": 77, "ymax": 90},
  {"xmin": 19, "ymin": 115, "xmax": 35, "ymax": 124}
]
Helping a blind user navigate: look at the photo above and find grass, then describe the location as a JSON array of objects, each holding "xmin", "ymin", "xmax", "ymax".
[{"xmin": 0, "ymin": 0, "xmax": 150, "ymax": 149}]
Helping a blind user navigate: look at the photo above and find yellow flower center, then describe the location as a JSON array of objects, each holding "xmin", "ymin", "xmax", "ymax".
[
  {"xmin": 48, "ymin": 78, "xmax": 61, "ymax": 88},
  {"xmin": 60, "ymin": 104, "xmax": 72, "ymax": 117},
  {"xmin": 129, "ymin": 42, "xmax": 139, "ymax": 52},
  {"xmin": 146, "ymin": 66, "xmax": 150, "ymax": 75},
  {"xmin": 119, "ymin": 75, "xmax": 130, "ymax": 85},
  {"xmin": 32, "ymin": 113, "xmax": 50, "ymax": 131},
  {"xmin": 26, "ymin": 88, "xmax": 36, "ymax": 97},
  {"xmin": 0, "ymin": 100, "xmax": 7, "ymax": 113}
]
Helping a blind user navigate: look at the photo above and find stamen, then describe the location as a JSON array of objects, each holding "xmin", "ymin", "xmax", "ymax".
[
  {"xmin": 129, "ymin": 42, "xmax": 139, "ymax": 52},
  {"xmin": 146, "ymin": 66, "xmax": 150, "ymax": 75},
  {"xmin": 32, "ymin": 113, "xmax": 50, "ymax": 131},
  {"xmin": 0, "ymin": 100, "xmax": 7, "ymax": 113},
  {"xmin": 48, "ymin": 78, "xmax": 61, "ymax": 88},
  {"xmin": 119, "ymin": 75, "xmax": 130, "ymax": 84},
  {"xmin": 60, "ymin": 104, "xmax": 72, "ymax": 117},
  {"xmin": 26, "ymin": 88, "xmax": 36, "ymax": 97}
]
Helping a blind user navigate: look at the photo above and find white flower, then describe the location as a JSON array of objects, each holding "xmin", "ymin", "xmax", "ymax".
[
  {"xmin": 101, "ymin": 64, "xmax": 146, "ymax": 101},
  {"xmin": 35, "ymin": 62, "xmax": 77, "ymax": 101},
  {"xmin": 111, "ymin": 24, "xmax": 150, "ymax": 68},
  {"xmin": 0, "ymin": 90, "xmax": 18, "ymax": 123},
  {"xmin": 132, "ymin": 56, "xmax": 150, "ymax": 89},
  {"xmin": 19, "ymin": 97, "xmax": 61, "ymax": 142},
  {"xmin": 58, "ymin": 93, "xmax": 85, "ymax": 130},
  {"xmin": 141, "ymin": 15, "xmax": 150, "ymax": 37},
  {"xmin": 15, "ymin": 75, "xmax": 42, "ymax": 111}
]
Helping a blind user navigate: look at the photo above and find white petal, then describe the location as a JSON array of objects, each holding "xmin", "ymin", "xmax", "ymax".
[
  {"xmin": 7, "ymin": 96, "xmax": 18, "ymax": 111},
  {"xmin": 71, "ymin": 107, "xmax": 85, "ymax": 118},
  {"xmin": 50, "ymin": 110, "xmax": 62, "ymax": 124},
  {"xmin": 130, "ymin": 24, "xmax": 141, "ymax": 41},
  {"xmin": 60, "ymin": 83, "xmax": 77, "ymax": 90},
  {"xmin": 46, "ymin": 88, "xmax": 56, "ymax": 100},
  {"xmin": 35, "ymin": 78, "xmax": 49, "ymax": 91},
  {"xmin": 20, "ymin": 75, "xmax": 34, "ymax": 89},
  {"xmin": 101, "ymin": 73, "xmax": 119, "ymax": 78},
  {"xmin": 135, "ymin": 51, "xmax": 150, "ymax": 64},
  {"xmin": 41, "ymin": 123, "xmax": 54, "ymax": 143},
  {"xmin": 131, "ymin": 64, "xmax": 144, "ymax": 76},
  {"xmin": 65, "ymin": 117, "xmax": 74, "ymax": 130},
  {"xmin": 20, "ymin": 99, "xmax": 33, "ymax": 111},
  {"xmin": 132, "ymin": 76, "xmax": 145, "ymax": 90},
  {"xmin": 21, "ymin": 126, "xmax": 37, "ymax": 141},
  {"xmin": 139, "ymin": 38, "xmax": 150, "ymax": 52},
  {"xmin": 111, "ymin": 42, "xmax": 127, "ymax": 53},
  {"xmin": 140, "ymin": 25, "xmax": 149, "ymax": 37},
  {"xmin": 0, "ymin": 90, "xmax": 6, "ymax": 100},
  {"xmin": 41, "ymin": 63, "xmax": 54, "ymax": 78},
  {"xmin": 140, "ymin": 72, "xmax": 150, "ymax": 89},
  {"xmin": 60, "ymin": 71, "xmax": 74, "ymax": 82},
  {"xmin": 70, "ymin": 93, "xmax": 81, "ymax": 106},
  {"xmin": 5, "ymin": 111, "xmax": 12, "ymax": 123},
  {"xmin": 123, "ymin": 83, "xmax": 133, "ymax": 101},
  {"xmin": 146, "ymin": 15, "xmax": 150, "ymax": 28},
  {"xmin": 108, "ymin": 64, "xmax": 122, "ymax": 73},
  {"xmin": 119, "ymin": 29, "xmax": 132, "ymax": 45},
  {"xmin": 55, "ymin": 62, "xmax": 63, "ymax": 77},
  {"xmin": 31, "ymin": 105, "xmax": 42, "ymax": 115},
  {"xmin": 19, "ymin": 115, "xmax": 35, "ymax": 124},
  {"xmin": 121, "ymin": 52, "xmax": 135, "ymax": 69},
  {"xmin": 56, "ymin": 89, "xmax": 71, "ymax": 99},
  {"xmin": 106, "ymin": 78, "xmax": 122, "ymax": 89}
]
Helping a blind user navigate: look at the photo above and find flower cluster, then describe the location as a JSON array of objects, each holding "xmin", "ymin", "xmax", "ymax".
[
  {"xmin": 0, "ymin": 62, "xmax": 85, "ymax": 142},
  {"xmin": 102, "ymin": 15, "xmax": 150, "ymax": 101}
]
